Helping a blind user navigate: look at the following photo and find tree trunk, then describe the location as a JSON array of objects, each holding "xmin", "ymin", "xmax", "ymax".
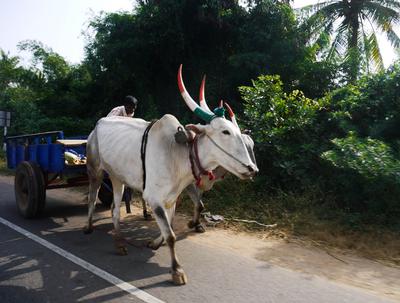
[{"xmin": 348, "ymin": 0, "xmax": 361, "ymax": 83}]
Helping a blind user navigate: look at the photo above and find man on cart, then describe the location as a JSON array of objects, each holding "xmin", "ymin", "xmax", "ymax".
[{"xmin": 107, "ymin": 95, "xmax": 138, "ymax": 117}]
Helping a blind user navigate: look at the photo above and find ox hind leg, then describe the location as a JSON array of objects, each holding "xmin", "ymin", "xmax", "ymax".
[
  {"xmin": 150, "ymin": 202, "xmax": 187, "ymax": 285},
  {"xmin": 84, "ymin": 167, "xmax": 103, "ymax": 234},
  {"xmin": 141, "ymin": 198, "xmax": 152, "ymax": 220},
  {"xmin": 185, "ymin": 185, "xmax": 206, "ymax": 233},
  {"xmin": 109, "ymin": 177, "xmax": 128, "ymax": 255}
]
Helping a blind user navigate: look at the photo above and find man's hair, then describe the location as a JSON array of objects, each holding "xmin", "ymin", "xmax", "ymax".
[{"xmin": 124, "ymin": 95, "xmax": 138, "ymax": 106}]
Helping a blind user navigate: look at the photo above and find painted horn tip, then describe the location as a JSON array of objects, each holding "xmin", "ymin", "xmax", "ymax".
[
  {"xmin": 224, "ymin": 102, "xmax": 235, "ymax": 118},
  {"xmin": 177, "ymin": 64, "xmax": 185, "ymax": 93},
  {"xmin": 199, "ymin": 75, "xmax": 206, "ymax": 100}
]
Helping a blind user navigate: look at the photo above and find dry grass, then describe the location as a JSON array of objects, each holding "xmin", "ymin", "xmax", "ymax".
[{"xmin": 177, "ymin": 178, "xmax": 400, "ymax": 267}]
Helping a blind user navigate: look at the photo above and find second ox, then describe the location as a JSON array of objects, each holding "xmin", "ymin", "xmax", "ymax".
[{"xmin": 141, "ymin": 76, "xmax": 257, "ymax": 233}]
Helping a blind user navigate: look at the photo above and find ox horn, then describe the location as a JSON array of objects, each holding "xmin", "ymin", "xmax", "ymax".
[
  {"xmin": 178, "ymin": 64, "xmax": 215, "ymax": 123},
  {"xmin": 224, "ymin": 102, "xmax": 239, "ymax": 129},
  {"xmin": 199, "ymin": 75, "xmax": 213, "ymax": 114}
]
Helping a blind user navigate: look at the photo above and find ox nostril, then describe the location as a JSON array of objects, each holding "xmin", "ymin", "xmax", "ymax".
[{"xmin": 247, "ymin": 165, "xmax": 254, "ymax": 173}]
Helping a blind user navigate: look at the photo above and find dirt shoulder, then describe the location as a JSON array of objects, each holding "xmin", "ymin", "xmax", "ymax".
[{"xmin": 178, "ymin": 220, "xmax": 400, "ymax": 301}]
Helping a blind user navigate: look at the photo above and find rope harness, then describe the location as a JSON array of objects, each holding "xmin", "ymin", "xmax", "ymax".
[
  {"xmin": 187, "ymin": 132, "xmax": 216, "ymax": 187},
  {"xmin": 140, "ymin": 119, "xmax": 158, "ymax": 191}
]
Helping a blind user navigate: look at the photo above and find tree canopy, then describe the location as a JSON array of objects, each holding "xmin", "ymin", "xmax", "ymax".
[{"xmin": 300, "ymin": 0, "xmax": 400, "ymax": 83}]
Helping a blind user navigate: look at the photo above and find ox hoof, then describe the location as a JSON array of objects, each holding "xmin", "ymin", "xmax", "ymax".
[
  {"xmin": 114, "ymin": 236, "xmax": 128, "ymax": 255},
  {"xmin": 116, "ymin": 246, "xmax": 128, "ymax": 256},
  {"xmin": 147, "ymin": 240, "xmax": 162, "ymax": 251},
  {"xmin": 187, "ymin": 220, "xmax": 196, "ymax": 229},
  {"xmin": 143, "ymin": 212, "xmax": 153, "ymax": 221},
  {"xmin": 194, "ymin": 224, "xmax": 206, "ymax": 233},
  {"xmin": 172, "ymin": 270, "xmax": 187, "ymax": 286},
  {"xmin": 83, "ymin": 226, "xmax": 93, "ymax": 234}
]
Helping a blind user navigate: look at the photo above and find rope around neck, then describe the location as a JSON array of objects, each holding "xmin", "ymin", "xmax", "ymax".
[{"xmin": 188, "ymin": 133, "xmax": 215, "ymax": 187}]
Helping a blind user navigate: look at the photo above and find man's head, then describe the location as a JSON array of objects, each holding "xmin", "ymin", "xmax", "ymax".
[{"xmin": 124, "ymin": 95, "xmax": 138, "ymax": 115}]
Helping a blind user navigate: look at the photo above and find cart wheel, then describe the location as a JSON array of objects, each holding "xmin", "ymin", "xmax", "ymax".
[
  {"xmin": 32, "ymin": 162, "xmax": 46, "ymax": 214},
  {"xmin": 15, "ymin": 161, "xmax": 46, "ymax": 218},
  {"xmin": 98, "ymin": 179, "xmax": 113, "ymax": 207}
]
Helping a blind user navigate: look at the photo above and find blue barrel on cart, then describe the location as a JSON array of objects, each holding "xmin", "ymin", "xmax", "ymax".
[
  {"xmin": 6, "ymin": 145, "xmax": 16, "ymax": 169},
  {"xmin": 16, "ymin": 145, "xmax": 25, "ymax": 166},
  {"xmin": 27, "ymin": 145, "xmax": 38, "ymax": 162},
  {"xmin": 37, "ymin": 144, "xmax": 49, "ymax": 170},
  {"xmin": 49, "ymin": 144, "xmax": 64, "ymax": 172}
]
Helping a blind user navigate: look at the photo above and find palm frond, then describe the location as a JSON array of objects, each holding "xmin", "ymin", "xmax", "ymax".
[
  {"xmin": 300, "ymin": 2, "xmax": 344, "ymax": 41},
  {"xmin": 363, "ymin": 4, "xmax": 400, "ymax": 49},
  {"xmin": 327, "ymin": 23, "xmax": 348, "ymax": 61},
  {"xmin": 369, "ymin": 33, "xmax": 384, "ymax": 71},
  {"xmin": 363, "ymin": 2, "xmax": 400, "ymax": 28},
  {"xmin": 298, "ymin": 0, "xmax": 339, "ymax": 14},
  {"xmin": 372, "ymin": 0, "xmax": 400, "ymax": 11},
  {"xmin": 385, "ymin": 27, "xmax": 400, "ymax": 49},
  {"xmin": 360, "ymin": 19, "xmax": 371, "ymax": 73}
]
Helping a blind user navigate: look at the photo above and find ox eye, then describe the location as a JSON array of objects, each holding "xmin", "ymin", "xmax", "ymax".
[{"xmin": 222, "ymin": 130, "xmax": 230, "ymax": 135}]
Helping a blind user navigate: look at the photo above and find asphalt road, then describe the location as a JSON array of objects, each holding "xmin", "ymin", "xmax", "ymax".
[{"xmin": 0, "ymin": 175, "xmax": 395, "ymax": 303}]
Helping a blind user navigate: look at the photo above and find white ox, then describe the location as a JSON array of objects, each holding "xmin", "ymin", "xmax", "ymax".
[{"xmin": 84, "ymin": 65, "xmax": 258, "ymax": 285}]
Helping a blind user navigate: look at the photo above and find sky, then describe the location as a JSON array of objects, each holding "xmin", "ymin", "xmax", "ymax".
[
  {"xmin": 0, "ymin": 0, "xmax": 398, "ymax": 67},
  {"xmin": 0, "ymin": 0, "xmax": 134, "ymax": 64}
]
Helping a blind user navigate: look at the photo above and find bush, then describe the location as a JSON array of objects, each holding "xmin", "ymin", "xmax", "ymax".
[
  {"xmin": 240, "ymin": 68, "xmax": 400, "ymax": 230},
  {"xmin": 326, "ymin": 63, "xmax": 400, "ymax": 142},
  {"xmin": 240, "ymin": 74, "xmax": 327, "ymax": 185},
  {"xmin": 321, "ymin": 133, "xmax": 400, "ymax": 224}
]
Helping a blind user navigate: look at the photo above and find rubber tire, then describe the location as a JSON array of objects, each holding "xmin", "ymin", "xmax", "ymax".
[
  {"xmin": 32, "ymin": 162, "xmax": 46, "ymax": 214},
  {"xmin": 98, "ymin": 178, "xmax": 113, "ymax": 207},
  {"xmin": 15, "ymin": 161, "xmax": 46, "ymax": 218}
]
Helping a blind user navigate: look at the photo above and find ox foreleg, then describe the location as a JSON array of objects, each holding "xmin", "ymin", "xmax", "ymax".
[
  {"xmin": 152, "ymin": 204, "xmax": 187, "ymax": 285},
  {"xmin": 109, "ymin": 177, "xmax": 127, "ymax": 255},
  {"xmin": 185, "ymin": 185, "xmax": 206, "ymax": 233}
]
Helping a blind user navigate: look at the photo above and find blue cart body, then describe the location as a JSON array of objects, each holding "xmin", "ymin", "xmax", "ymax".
[
  {"xmin": 6, "ymin": 131, "xmax": 89, "ymax": 189},
  {"xmin": 6, "ymin": 131, "xmax": 127, "ymax": 217}
]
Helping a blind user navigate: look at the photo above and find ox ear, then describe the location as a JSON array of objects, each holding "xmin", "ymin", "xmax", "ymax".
[{"xmin": 185, "ymin": 124, "xmax": 207, "ymax": 134}]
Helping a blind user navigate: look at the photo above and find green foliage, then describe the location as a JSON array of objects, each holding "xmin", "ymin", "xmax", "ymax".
[
  {"xmin": 322, "ymin": 134, "xmax": 400, "ymax": 181},
  {"xmin": 321, "ymin": 134, "xmax": 400, "ymax": 224},
  {"xmin": 327, "ymin": 64, "xmax": 400, "ymax": 142},
  {"xmin": 240, "ymin": 64, "xmax": 400, "ymax": 229},
  {"xmin": 84, "ymin": 0, "xmax": 335, "ymax": 120},
  {"xmin": 240, "ymin": 74, "xmax": 326, "ymax": 183},
  {"xmin": 0, "ymin": 42, "xmax": 96, "ymax": 138}
]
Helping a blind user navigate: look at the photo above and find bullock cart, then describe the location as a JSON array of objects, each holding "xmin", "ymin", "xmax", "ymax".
[{"xmin": 5, "ymin": 131, "xmax": 116, "ymax": 218}]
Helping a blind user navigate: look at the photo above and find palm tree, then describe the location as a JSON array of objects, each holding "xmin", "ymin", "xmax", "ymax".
[{"xmin": 300, "ymin": 0, "xmax": 400, "ymax": 83}]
